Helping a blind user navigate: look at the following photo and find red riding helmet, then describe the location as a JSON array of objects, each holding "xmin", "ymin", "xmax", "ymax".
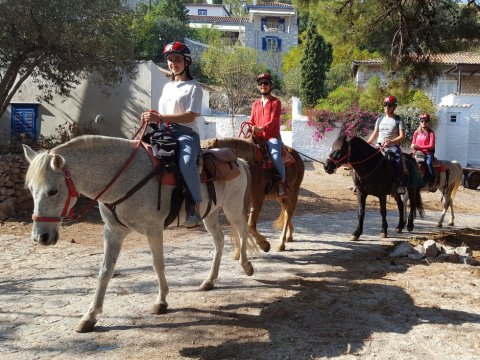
[
  {"xmin": 420, "ymin": 113, "xmax": 431, "ymax": 121},
  {"xmin": 383, "ymin": 95, "xmax": 398, "ymax": 106},
  {"xmin": 256, "ymin": 73, "xmax": 274, "ymax": 86},
  {"xmin": 163, "ymin": 41, "xmax": 191, "ymax": 61}
]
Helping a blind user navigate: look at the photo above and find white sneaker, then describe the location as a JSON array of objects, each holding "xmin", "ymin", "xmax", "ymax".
[{"xmin": 397, "ymin": 186, "xmax": 406, "ymax": 194}]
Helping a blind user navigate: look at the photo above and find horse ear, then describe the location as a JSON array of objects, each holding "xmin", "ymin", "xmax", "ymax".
[
  {"xmin": 50, "ymin": 154, "xmax": 65, "ymax": 171},
  {"xmin": 22, "ymin": 145, "xmax": 38, "ymax": 164}
]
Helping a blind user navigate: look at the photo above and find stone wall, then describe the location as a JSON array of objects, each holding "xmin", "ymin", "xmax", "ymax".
[{"xmin": 0, "ymin": 154, "xmax": 32, "ymax": 220}]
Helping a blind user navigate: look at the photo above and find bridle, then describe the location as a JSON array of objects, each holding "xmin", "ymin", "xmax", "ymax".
[
  {"xmin": 327, "ymin": 139, "xmax": 383, "ymax": 169},
  {"xmin": 32, "ymin": 120, "xmax": 149, "ymax": 224},
  {"xmin": 31, "ymin": 168, "xmax": 80, "ymax": 223}
]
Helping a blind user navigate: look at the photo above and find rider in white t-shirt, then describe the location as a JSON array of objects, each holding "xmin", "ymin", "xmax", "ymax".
[
  {"xmin": 141, "ymin": 41, "xmax": 203, "ymax": 228},
  {"xmin": 367, "ymin": 95, "xmax": 406, "ymax": 193}
]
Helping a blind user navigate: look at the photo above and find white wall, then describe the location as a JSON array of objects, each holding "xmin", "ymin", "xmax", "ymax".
[
  {"xmin": 435, "ymin": 94, "xmax": 480, "ymax": 167},
  {"xmin": 186, "ymin": 5, "xmax": 229, "ymax": 17}
]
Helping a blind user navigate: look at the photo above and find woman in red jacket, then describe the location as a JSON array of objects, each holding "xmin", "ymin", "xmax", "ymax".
[
  {"xmin": 411, "ymin": 113, "xmax": 436, "ymax": 191},
  {"xmin": 249, "ymin": 73, "xmax": 286, "ymax": 195}
]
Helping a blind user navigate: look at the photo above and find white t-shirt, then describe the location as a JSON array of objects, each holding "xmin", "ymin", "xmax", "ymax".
[
  {"xmin": 158, "ymin": 79, "xmax": 203, "ymax": 133},
  {"xmin": 374, "ymin": 114, "xmax": 404, "ymax": 149}
]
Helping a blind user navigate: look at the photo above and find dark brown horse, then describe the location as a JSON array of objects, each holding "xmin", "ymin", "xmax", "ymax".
[
  {"xmin": 324, "ymin": 134, "xmax": 424, "ymax": 241},
  {"xmin": 202, "ymin": 137, "xmax": 304, "ymax": 252}
]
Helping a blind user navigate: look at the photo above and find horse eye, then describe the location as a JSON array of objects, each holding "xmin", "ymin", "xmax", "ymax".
[{"xmin": 47, "ymin": 189, "xmax": 58, "ymax": 196}]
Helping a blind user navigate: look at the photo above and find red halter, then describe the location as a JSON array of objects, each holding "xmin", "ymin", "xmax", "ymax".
[{"xmin": 31, "ymin": 168, "xmax": 80, "ymax": 223}]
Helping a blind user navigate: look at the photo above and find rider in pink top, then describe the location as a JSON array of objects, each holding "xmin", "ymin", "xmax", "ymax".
[{"xmin": 411, "ymin": 113, "xmax": 436, "ymax": 190}]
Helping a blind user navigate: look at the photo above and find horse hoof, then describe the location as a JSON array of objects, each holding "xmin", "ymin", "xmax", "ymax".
[
  {"xmin": 395, "ymin": 227, "xmax": 402, "ymax": 233},
  {"xmin": 448, "ymin": 222, "xmax": 454, "ymax": 227},
  {"xmin": 437, "ymin": 223, "xmax": 443, "ymax": 228},
  {"xmin": 199, "ymin": 281, "xmax": 214, "ymax": 291},
  {"xmin": 75, "ymin": 320, "xmax": 97, "ymax": 333},
  {"xmin": 350, "ymin": 235, "xmax": 359, "ymax": 241},
  {"xmin": 259, "ymin": 241, "xmax": 270, "ymax": 253},
  {"xmin": 150, "ymin": 303, "xmax": 168, "ymax": 315},
  {"xmin": 380, "ymin": 232, "xmax": 387, "ymax": 238},
  {"xmin": 286, "ymin": 237, "xmax": 293, "ymax": 243},
  {"xmin": 243, "ymin": 261, "xmax": 254, "ymax": 276},
  {"xmin": 276, "ymin": 243, "xmax": 286, "ymax": 252},
  {"xmin": 407, "ymin": 227, "xmax": 413, "ymax": 232}
]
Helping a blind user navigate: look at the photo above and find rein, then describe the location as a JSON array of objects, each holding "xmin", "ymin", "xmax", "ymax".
[{"xmin": 32, "ymin": 121, "xmax": 149, "ymax": 223}]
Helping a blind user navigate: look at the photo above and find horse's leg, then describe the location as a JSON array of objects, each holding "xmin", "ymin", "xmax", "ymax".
[
  {"xmin": 248, "ymin": 193, "xmax": 270, "ymax": 252},
  {"xmin": 395, "ymin": 193, "xmax": 406, "ymax": 233},
  {"xmin": 379, "ymin": 195, "xmax": 388, "ymax": 238},
  {"xmin": 146, "ymin": 229, "xmax": 170, "ymax": 315},
  {"xmin": 75, "ymin": 224, "xmax": 127, "ymax": 333},
  {"xmin": 352, "ymin": 192, "xmax": 367, "ymax": 241},
  {"xmin": 223, "ymin": 207, "xmax": 254, "ymax": 277},
  {"xmin": 406, "ymin": 189, "xmax": 416, "ymax": 232},
  {"xmin": 438, "ymin": 190, "xmax": 454, "ymax": 227},
  {"xmin": 199, "ymin": 208, "xmax": 223, "ymax": 291}
]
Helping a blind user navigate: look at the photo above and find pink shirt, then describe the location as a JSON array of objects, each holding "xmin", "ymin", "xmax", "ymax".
[
  {"xmin": 249, "ymin": 96, "xmax": 282, "ymax": 139},
  {"xmin": 412, "ymin": 129, "xmax": 435, "ymax": 154}
]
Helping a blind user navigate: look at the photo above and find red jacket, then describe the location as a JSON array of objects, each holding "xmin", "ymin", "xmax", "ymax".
[
  {"xmin": 249, "ymin": 96, "xmax": 282, "ymax": 139},
  {"xmin": 412, "ymin": 128, "xmax": 435, "ymax": 154}
]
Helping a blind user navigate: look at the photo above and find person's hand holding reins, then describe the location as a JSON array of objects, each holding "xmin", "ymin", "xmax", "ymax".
[
  {"xmin": 141, "ymin": 110, "xmax": 164, "ymax": 124},
  {"xmin": 252, "ymin": 125, "xmax": 264, "ymax": 134}
]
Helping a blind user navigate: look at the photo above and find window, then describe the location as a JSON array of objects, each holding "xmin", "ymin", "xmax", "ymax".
[
  {"xmin": 262, "ymin": 36, "xmax": 282, "ymax": 52},
  {"xmin": 10, "ymin": 103, "xmax": 40, "ymax": 142},
  {"xmin": 447, "ymin": 112, "xmax": 460, "ymax": 126},
  {"xmin": 436, "ymin": 79, "xmax": 457, "ymax": 103},
  {"xmin": 198, "ymin": 9, "xmax": 207, "ymax": 15}
]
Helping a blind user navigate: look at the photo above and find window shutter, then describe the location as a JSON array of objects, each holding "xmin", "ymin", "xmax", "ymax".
[
  {"xmin": 277, "ymin": 38, "xmax": 282, "ymax": 51},
  {"xmin": 261, "ymin": 17, "xmax": 266, "ymax": 31},
  {"xmin": 262, "ymin": 37, "xmax": 266, "ymax": 51}
]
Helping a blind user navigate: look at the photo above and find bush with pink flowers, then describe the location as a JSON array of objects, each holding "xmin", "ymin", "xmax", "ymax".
[{"xmin": 307, "ymin": 103, "xmax": 378, "ymax": 141}]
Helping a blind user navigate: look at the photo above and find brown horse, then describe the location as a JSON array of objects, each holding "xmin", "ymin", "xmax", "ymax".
[{"xmin": 202, "ymin": 137, "xmax": 305, "ymax": 252}]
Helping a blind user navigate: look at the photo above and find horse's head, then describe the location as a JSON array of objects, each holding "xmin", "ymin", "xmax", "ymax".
[
  {"xmin": 23, "ymin": 145, "xmax": 78, "ymax": 245},
  {"xmin": 324, "ymin": 134, "xmax": 349, "ymax": 174}
]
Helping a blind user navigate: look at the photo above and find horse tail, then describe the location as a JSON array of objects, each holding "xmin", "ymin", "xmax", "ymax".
[
  {"xmin": 273, "ymin": 205, "xmax": 286, "ymax": 230},
  {"xmin": 230, "ymin": 159, "xmax": 260, "ymax": 257}
]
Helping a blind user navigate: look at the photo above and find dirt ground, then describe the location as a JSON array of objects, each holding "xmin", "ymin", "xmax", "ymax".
[{"xmin": 1, "ymin": 163, "xmax": 480, "ymax": 359}]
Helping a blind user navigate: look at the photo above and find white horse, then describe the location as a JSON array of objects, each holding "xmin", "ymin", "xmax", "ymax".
[
  {"xmin": 23, "ymin": 135, "xmax": 258, "ymax": 333},
  {"xmin": 405, "ymin": 159, "xmax": 463, "ymax": 227}
]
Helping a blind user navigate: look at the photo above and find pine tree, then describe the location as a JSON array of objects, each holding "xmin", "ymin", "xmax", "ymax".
[{"xmin": 300, "ymin": 20, "xmax": 332, "ymax": 109}]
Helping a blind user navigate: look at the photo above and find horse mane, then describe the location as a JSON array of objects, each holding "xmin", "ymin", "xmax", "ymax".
[
  {"xmin": 213, "ymin": 137, "xmax": 257, "ymax": 164},
  {"xmin": 25, "ymin": 150, "xmax": 51, "ymax": 188},
  {"xmin": 25, "ymin": 135, "xmax": 132, "ymax": 188}
]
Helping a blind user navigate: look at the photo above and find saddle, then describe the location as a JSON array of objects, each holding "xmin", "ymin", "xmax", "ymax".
[
  {"xmin": 140, "ymin": 142, "xmax": 241, "ymax": 227},
  {"xmin": 413, "ymin": 151, "xmax": 449, "ymax": 191},
  {"xmin": 252, "ymin": 135, "xmax": 296, "ymax": 169}
]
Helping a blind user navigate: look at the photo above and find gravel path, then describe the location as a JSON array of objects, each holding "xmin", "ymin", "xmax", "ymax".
[{"xmin": 1, "ymin": 210, "xmax": 480, "ymax": 359}]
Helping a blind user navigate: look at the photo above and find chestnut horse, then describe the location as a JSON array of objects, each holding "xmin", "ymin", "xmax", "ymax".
[
  {"xmin": 203, "ymin": 137, "xmax": 305, "ymax": 252},
  {"xmin": 324, "ymin": 134, "xmax": 424, "ymax": 241}
]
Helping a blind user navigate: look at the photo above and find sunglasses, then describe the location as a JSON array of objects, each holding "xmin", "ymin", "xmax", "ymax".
[
  {"xmin": 258, "ymin": 81, "xmax": 271, "ymax": 86},
  {"xmin": 420, "ymin": 119, "xmax": 429, "ymax": 122},
  {"xmin": 384, "ymin": 103, "xmax": 395, "ymax": 108}
]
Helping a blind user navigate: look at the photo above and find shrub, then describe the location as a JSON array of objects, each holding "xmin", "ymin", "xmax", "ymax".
[
  {"xmin": 39, "ymin": 121, "xmax": 98, "ymax": 149},
  {"xmin": 306, "ymin": 108, "xmax": 338, "ymax": 140}
]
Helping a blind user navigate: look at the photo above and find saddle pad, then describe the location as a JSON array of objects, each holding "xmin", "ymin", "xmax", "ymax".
[
  {"xmin": 432, "ymin": 160, "xmax": 449, "ymax": 173},
  {"xmin": 202, "ymin": 148, "xmax": 241, "ymax": 181},
  {"xmin": 256, "ymin": 145, "xmax": 296, "ymax": 169}
]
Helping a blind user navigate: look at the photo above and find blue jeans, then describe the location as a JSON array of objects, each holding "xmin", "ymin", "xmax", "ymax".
[
  {"xmin": 425, "ymin": 153, "xmax": 435, "ymax": 183},
  {"xmin": 266, "ymin": 137, "xmax": 286, "ymax": 180},
  {"xmin": 167, "ymin": 124, "xmax": 202, "ymax": 205},
  {"xmin": 386, "ymin": 145, "xmax": 403, "ymax": 184}
]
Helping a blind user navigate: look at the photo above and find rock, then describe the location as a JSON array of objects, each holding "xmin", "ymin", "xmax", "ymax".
[
  {"xmin": 436, "ymin": 254, "xmax": 450, "ymax": 262},
  {"xmin": 408, "ymin": 252, "xmax": 425, "ymax": 260},
  {"xmin": 414, "ymin": 244, "xmax": 425, "ymax": 254},
  {"xmin": 389, "ymin": 242, "xmax": 414, "ymax": 257},
  {"xmin": 447, "ymin": 254, "xmax": 461, "ymax": 263},
  {"xmin": 423, "ymin": 240, "xmax": 439, "ymax": 258},
  {"xmin": 461, "ymin": 257, "xmax": 479, "ymax": 266},
  {"xmin": 455, "ymin": 246, "xmax": 473, "ymax": 257},
  {"xmin": 0, "ymin": 198, "xmax": 15, "ymax": 221}
]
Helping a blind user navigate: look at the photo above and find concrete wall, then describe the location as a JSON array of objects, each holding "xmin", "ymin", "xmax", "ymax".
[
  {"xmin": 435, "ymin": 94, "xmax": 480, "ymax": 167},
  {"xmin": 0, "ymin": 61, "xmax": 167, "ymax": 142}
]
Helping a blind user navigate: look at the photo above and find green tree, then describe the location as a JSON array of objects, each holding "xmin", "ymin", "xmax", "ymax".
[
  {"xmin": 132, "ymin": 1, "xmax": 189, "ymax": 62},
  {"xmin": 0, "ymin": 0, "xmax": 136, "ymax": 119},
  {"xmin": 294, "ymin": 0, "xmax": 480, "ymax": 80},
  {"xmin": 202, "ymin": 44, "xmax": 262, "ymax": 125},
  {"xmin": 300, "ymin": 20, "xmax": 332, "ymax": 108}
]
